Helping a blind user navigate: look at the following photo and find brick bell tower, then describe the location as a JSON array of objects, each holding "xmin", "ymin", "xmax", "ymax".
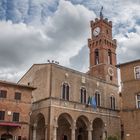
[{"xmin": 88, "ymin": 8, "xmax": 118, "ymax": 85}]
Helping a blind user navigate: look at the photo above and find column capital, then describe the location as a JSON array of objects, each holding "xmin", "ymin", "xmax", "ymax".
[
  {"xmin": 70, "ymin": 120, "xmax": 77, "ymax": 130},
  {"xmin": 54, "ymin": 124, "xmax": 58, "ymax": 128},
  {"xmin": 87, "ymin": 121, "xmax": 93, "ymax": 131},
  {"xmin": 54, "ymin": 116, "xmax": 58, "ymax": 121},
  {"xmin": 44, "ymin": 124, "xmax": 48, "ymax": 129},
  {"xmin": 33, "ymin": 123, "xmax": 37, "ymax": 130},
  {"xmin": 70, "ymin": 126, "xmax": 77, "ymax": 130},
  {"xmin": 54, "ymin": 116, "xmax": 58, "ymax": 128},
  {"xmin": 87, "ymin": 128, "xmax": 93, "ymax": 131}
]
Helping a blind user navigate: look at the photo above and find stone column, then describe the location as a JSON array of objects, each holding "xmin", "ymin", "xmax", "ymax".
[
  {"xmin": 88, "ymin": 129, "xmax": 92, "ymax": 140},
  {"xmin": 71, "ymin": 127, "xmax": 76, "ymax": 140},
  {"xmin": 71, "ymin": 120, "xmax": 76, "ymax": 140},
  {"xmin": 33, "ymin": 124, "xmax": 37, "ymax": 140},
  {"xmin": 45, "ymin": 125, "xmax": 48, "ymax": 140},
  {"xmin": 53, "ymin": 125, "xmax": 58, "ymax": 140},
  {"xmin": 87, "ymin": 121, "xmax": 93, "ymax": 140},
  {"xmin": 53, "ymin": 117, "xmax": 58, "ymax": 140}
]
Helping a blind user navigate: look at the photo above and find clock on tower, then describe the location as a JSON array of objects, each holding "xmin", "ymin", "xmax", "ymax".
[{"xmin": 88, "ymin": 10, "xmax": 118, "ymax": 85}]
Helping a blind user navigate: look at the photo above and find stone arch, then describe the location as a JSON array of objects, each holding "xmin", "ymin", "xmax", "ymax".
[
  {"xmin": 76, "ymin": 115, "xmax": 89, "ymax": 140},
  {"xmin": 92, "ymin": 118, "xmax": 105, "ymax": 140},
  {"xmin": 1, "ymin": 133, "xmax": 13, "ymax": 140},
  {"xmin": 95, "ymin": 48, "xmax": 99, "ymax": 65},
  {"xmin": 108, "ymin": 49, "xmax": 112, "ymax": 64},
  {"xmin": 33, "ymin": 113, "xmax": 46, "ymax": 140},
  {"xmin": 57, "ymin": 113, "xmax": 73, "ymax": 140}
]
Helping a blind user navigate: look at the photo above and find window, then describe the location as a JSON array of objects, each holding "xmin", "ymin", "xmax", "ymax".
[
  {"xmin": 80, "ymin": 88, "xmax": 86, "ymax": 104},
  {"xmin": 95, "ymin": 92, "xmax": 101, "ymax": 106},
  {"xmin": 136, "ymin": 94, "xmax": 140, "ymax": 108},
  {"xmin": 106, "ymin": 29, "xmax": 109, "ymax": 34},
  {"xmin": 134, "ymin": 66, "xmax": 140, "ymax": 79},
  {"xmin": 95, "ymin": 49, "xmax": 99, "ymax": 65},
  {"xmin": 15, "ymin": 92, "xmax": 21, "ymax": 100},
  {"xmin": 108, "ymin": 49, "xmax": 112, "ymax": 64},
  {"xmin": 110, "ymin": 96, "xmax": 115, "ymax": 110},
  {"xmin": 62, "ymin": 83, "xmax": 69, "ymax": 101},
  {"xmin": 0, "ymin": 111, "xmax": 5, "ymax": 120},
  {"xmin": 13, "ymin": 112, "xmax": 20, "ymax": 122},
  {"xmin": 0, "ymin": 90, "xmax": 7, "ymax": 98}
]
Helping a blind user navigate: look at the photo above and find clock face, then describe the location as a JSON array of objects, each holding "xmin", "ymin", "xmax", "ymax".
[
  {"xmin": 108, "ymin": 67, "xmax": 114, "ymax": 76},
  {"xmin": 93, "ymin": 27, "xmax": 100, "ymax": 36}
]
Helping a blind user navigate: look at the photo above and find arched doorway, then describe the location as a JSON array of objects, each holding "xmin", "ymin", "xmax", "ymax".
[
  {"xmin": 92, "ymin": 118, "xmax": 104, "ymax": 140},
  {"xmin": 63, "ymin": 135, "xmax": 68, "ymax": 140},
  {"xmin": 36, "ymin": 113, "xmax": 45, "ymax": 140},
  {"xmin": 1, "ymin": 133, "xmax": 13, "ymax": 140},
  {"xmin": 76, "ymin": 116, "xmax": 88, "ymax": 140},
  {"xmin": 77, "ymin": 134, "xmax": 82, "ymax": 140},
  {"xmin": 57, "ymin": 113, "xmax": 72, "ymax": 140}
]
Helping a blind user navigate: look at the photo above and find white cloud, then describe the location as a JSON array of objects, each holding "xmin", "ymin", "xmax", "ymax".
[
  {"xmin": 0, "ymin": 0, "xmax": 95, "ymax": 81},
  {"xmin": 116, "ymin": 28, "xmax": 140, "ymax": 63},
  {"xmin": 44, "ymin": 0, "xmax": 95, "ymax": 63}
]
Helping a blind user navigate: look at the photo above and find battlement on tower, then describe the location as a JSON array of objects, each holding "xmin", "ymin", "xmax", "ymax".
[{"xmin": 90, "ymin": 18, "xmax": 112, "ymax": 28}]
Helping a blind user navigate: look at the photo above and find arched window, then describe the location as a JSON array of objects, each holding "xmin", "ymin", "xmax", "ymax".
[
  {"xmin": 136, "ymin": 94, "xmax": 140, "ymax": 108},
  {"xmin": 108, "ymin": 49, "xmax": 112, "ymax": 64},
  {"xmin": 95, "ymin": 92, "xmax": 101, "ymax": 106},
  {"xmin": 110, "ymin": 96, "xmax": 115, "ymax": 110},
  {"xmin": 95, "ymin": 49, "xmax": 99, "ymax": 65},
  {"xmin": 80, "ymin": 88, "xmax": 86, "ymax": 104},
  {"xmin": 64, "ymin": 135, "xmax": 68, "ymax": 140},
  {"xmin": 62, "ymin": 83, "xmax": 69, "ymax": 101},
  {"xmin": 78, "ymin": 134, "xmax": 83, "ymax": 140}
]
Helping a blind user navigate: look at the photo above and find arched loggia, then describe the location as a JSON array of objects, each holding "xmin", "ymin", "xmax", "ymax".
[
  {"xmin": 1, "ymin": 133, "xmax": 13, "ymax": 140},
  {"xmin": 76, "ymin": 116, "xmax": 89, "ymax": 140},
  {"xmin": 92, "ymin": 118, "xmax": 105, "ymax": 140},
  {"xmin": 35, "ymin": 113, "xmax": 46, "ymax": 140},
  {"xmin": 57, "ymin": 113, "xmax": 73, "ymax": 140}
]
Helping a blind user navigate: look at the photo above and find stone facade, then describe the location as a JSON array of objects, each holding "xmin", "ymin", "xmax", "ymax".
[
  {"xmin": 0, "ymin": 81, "xmax": 34, "ymax": 140},
  {"xmin": 19, "ymin": 63, "xmax": 121, "ymax": 140},
  {"xmin": 18, "ymin": 15, "xmax": 121, "ymax": 140},
  {"xmin": 118, "ymin": 60, "xmax": 140, "ymax": 140}
]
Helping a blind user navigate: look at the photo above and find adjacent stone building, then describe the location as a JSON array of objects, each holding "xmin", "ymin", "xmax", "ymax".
[
  {"xmin": 18, "ymin": 15, "xmax": 121, "ymax": 140},
  {"xmin": 0, "ymin": 80, "xmax": 35, "ymax": 140},
  {"xmin": 118, "ymin": 60, "xmax": 140, "ymax": 140}
]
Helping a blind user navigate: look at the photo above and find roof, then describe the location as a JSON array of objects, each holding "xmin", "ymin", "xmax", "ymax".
[
  {"xmin": 0, "ymin": 80, "xmax": 35, "ymax": 90},
  {"xmin": 19, "ymin": 63, "xmax": 98, "ymax": 81},
  {"xmin": 117, "ymin": 59, "xmax": 140, "ymax": 67},
  {"xmin": 18, "ymin": 63, "xmax": 118, "ymax": 87}
]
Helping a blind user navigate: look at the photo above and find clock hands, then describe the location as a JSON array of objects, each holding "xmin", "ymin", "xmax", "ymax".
[
  {"xmin": 95, "ymin": 30, "xmax": 99, "ymax": 33},
  {"xmin": 93, "ymin": 27, "xmax": 100, "ymax": 36}
]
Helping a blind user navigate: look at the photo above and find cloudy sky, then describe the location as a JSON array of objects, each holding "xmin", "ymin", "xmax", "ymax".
[{"xmin": 0, "ymin": 0, "xmax": 140, "ymax": 82}]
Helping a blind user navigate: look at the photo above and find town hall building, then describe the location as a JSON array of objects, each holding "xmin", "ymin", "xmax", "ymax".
[{"xmin": 18, "ymin": 14, "xmax": 121, "ymax": 140}]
